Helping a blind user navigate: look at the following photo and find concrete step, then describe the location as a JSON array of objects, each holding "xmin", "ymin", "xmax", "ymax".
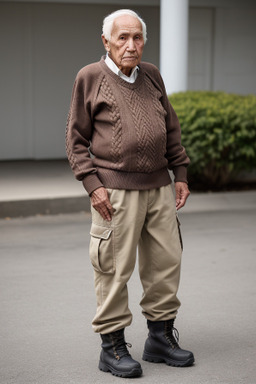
[{"xmin": 1, "ymin": 160, "xmax": 256, "ymax": 218}]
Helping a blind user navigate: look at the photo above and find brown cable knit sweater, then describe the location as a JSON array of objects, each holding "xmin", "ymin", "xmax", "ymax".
[{"xmin": 66, "ymin": 57, "xmax": 190, "ymax": 195}]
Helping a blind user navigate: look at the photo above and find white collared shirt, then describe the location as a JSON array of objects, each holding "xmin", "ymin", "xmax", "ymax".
[{"xmin": 105, "ymin": 53, "xmax": 139, "ymax": 84}]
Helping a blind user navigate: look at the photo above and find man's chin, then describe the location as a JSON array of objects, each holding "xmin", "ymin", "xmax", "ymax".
[{"xmin": 122, "ymin": 60, "xmax": 139, "ymax": 69}]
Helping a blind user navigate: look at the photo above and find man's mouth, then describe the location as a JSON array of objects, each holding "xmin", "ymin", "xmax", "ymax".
[{"xmin": 122, "ymin": 56, "xmax": 137, "ymax": 60}]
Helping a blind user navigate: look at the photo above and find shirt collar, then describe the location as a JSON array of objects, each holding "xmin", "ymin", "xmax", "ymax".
[{"xmin": 105, "ymin": 53, "xmax": 139, "ymax": 83}]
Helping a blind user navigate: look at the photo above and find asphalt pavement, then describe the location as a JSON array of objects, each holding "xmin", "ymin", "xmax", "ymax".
[{"xmin": 1, "ymin": 205, "xmax": 256, "ymax": 384}]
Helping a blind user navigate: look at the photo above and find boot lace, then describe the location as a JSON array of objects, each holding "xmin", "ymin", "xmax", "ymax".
[
  {"xmin": 165, "ymin": 321, "xmax": 180, "ymax": 349},
  {"xmin": 112, "ymin": 333, "xmax": 132, "ymax": 360}
]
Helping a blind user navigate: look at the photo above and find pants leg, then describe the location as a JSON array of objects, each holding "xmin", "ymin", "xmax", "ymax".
[
  {"xmin": 90, "ymin": 189, "xmax": 147, "ymax": 334},
  {"xmin": 138, "ymin": 184, "xmax": 182, "ymax": 321}
]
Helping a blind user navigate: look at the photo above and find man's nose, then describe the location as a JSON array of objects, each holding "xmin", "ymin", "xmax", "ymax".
[{"xmin": 127, "ymin": 38, "xmax": 135, "ymax": 51}]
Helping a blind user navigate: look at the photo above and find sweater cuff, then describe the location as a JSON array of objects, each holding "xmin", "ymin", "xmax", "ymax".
[
  {"xmin": 172, "ymin": 166, "xmax": 188, "ymax": 184},
  {"xmin": 82, "ymin": 173, "xmax": 104, "ymax": 196}
]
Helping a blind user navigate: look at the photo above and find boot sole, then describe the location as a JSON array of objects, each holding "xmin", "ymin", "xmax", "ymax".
[
  {"xmin": 142, "ymin": 352, "xmax": 194, "ymax": 367},
  {"xmin": 99, "ymin": 361, "xmax": 143, "ymax": 378}
]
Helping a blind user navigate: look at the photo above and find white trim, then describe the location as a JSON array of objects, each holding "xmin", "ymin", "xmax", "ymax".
[
  {"xmin": 190, "ymin": 0, "xmax": 256, "ymax": 7},
  {"xmin": 1, "ymin": 0, "xmax": 255, "ymax": 6},
  {"xmin": 0, "ymin": 0, "xmax": 159, "ymax": 4}
]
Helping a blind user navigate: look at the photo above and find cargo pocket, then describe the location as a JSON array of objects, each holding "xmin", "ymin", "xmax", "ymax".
[
  {"xmin": 89, "ymin": 223, "xmax": 115, "ymax": 274},
  {"xmin": 176, "ymin": 215, "xmax": 183, "ymax": 251}
]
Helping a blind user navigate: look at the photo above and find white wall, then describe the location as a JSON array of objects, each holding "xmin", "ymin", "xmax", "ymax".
[
  {"xmin": 188, "ymin": 6, "xmax": 256, "ymax": 94},
  {"xmin": 188, "ymin": 8, "xmax": 214, "ymax": 90},
  {"xmin": 213, "ymin": 8, "xmax": 256, "ymax": 94},
  {"xmin": 0, "ymin": 3, "xmax": 32, "ymax": 159},
  {"xmin": 0, "ymin": 2, "xmax": 159, "ymax": 160}
]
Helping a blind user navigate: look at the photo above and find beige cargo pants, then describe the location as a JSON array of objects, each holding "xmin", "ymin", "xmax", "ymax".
[{"xmin": 89, "ymin": 184, "xmax": 183, "ymax": 334}]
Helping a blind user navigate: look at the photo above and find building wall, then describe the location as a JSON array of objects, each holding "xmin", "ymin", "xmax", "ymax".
[
  {"xmin": 188, "ymin": 8, "xmax": 214, "ymax": 90},
  {"xmin": 188, "ymin": 6, "xmax": 256, "ymax": 93},
  {"xmin": 0, "ymin": 2, "xmax": 256, "ymax": 160},
  {"xmin": 213, "ymin": 7, "xmax": 256, "ymax": 93},
  {"xmin": 0, "ymin": 2, "xmax": 159, "ymax": 160}
]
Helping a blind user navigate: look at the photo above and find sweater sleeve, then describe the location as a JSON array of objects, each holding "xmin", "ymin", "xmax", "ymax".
[
  {"xmin": 65, "ymin": 69, "xmax": 104, "ymax": 195},
  {"xmin": 151, "ymin": 67, "xmax": 190, "ymax": 183}
]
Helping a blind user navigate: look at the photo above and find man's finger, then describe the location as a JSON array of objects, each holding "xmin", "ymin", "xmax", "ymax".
[
  {"xmin": 90, "ymin": 187, "xmax": 114, "ymax": 221},
  {"xmin": 175, "ymin": 182, "xmax": 190, "ymax": 210}
]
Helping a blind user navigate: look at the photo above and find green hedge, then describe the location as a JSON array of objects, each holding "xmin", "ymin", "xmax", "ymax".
[{"xmin": 169, "ymin": 91, "xmax": 256, "ymax": 188}]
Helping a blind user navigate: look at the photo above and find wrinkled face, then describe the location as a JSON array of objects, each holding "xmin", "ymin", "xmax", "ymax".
[{"xmin": 102, "ymin": 15, "xmax": 144, "ymax": 77}]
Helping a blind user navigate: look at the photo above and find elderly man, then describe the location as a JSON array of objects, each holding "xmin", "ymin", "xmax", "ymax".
[{"xmin": 66, "ymin": 9, "xmax": 194, "ymax": 378}]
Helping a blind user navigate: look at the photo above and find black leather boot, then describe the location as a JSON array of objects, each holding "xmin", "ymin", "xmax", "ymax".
[
  {"xmin": 99, "ymin": 329, "xmax": 143, "ymax": 378},
  {"xmin": 142, "ymin": 319, "xmax": 194, "ymax": 367}
]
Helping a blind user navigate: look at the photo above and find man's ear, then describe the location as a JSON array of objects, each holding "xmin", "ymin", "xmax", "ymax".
[{"xmin": 101, "ymin": 35, "xmax": 110, "ymax": 52}]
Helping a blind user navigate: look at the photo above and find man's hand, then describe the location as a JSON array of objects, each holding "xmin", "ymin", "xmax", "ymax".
[
  {"xmin": 90, "ymin": 187, "xmax": 114, "ymax": 221},
  {"xmin": 175, "ymin": 182, "xmax": 190, "ymax": 210}
]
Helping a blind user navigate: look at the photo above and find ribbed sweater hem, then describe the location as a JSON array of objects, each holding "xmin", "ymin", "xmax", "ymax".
[{"xmin": 96, "ymin": 168, "xmax": 172, "ymax": 191}]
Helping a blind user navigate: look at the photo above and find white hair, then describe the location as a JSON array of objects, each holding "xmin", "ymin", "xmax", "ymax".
[{"xmin": 102, "ymin": 9, "xmax": 147, "ymax": 43}]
